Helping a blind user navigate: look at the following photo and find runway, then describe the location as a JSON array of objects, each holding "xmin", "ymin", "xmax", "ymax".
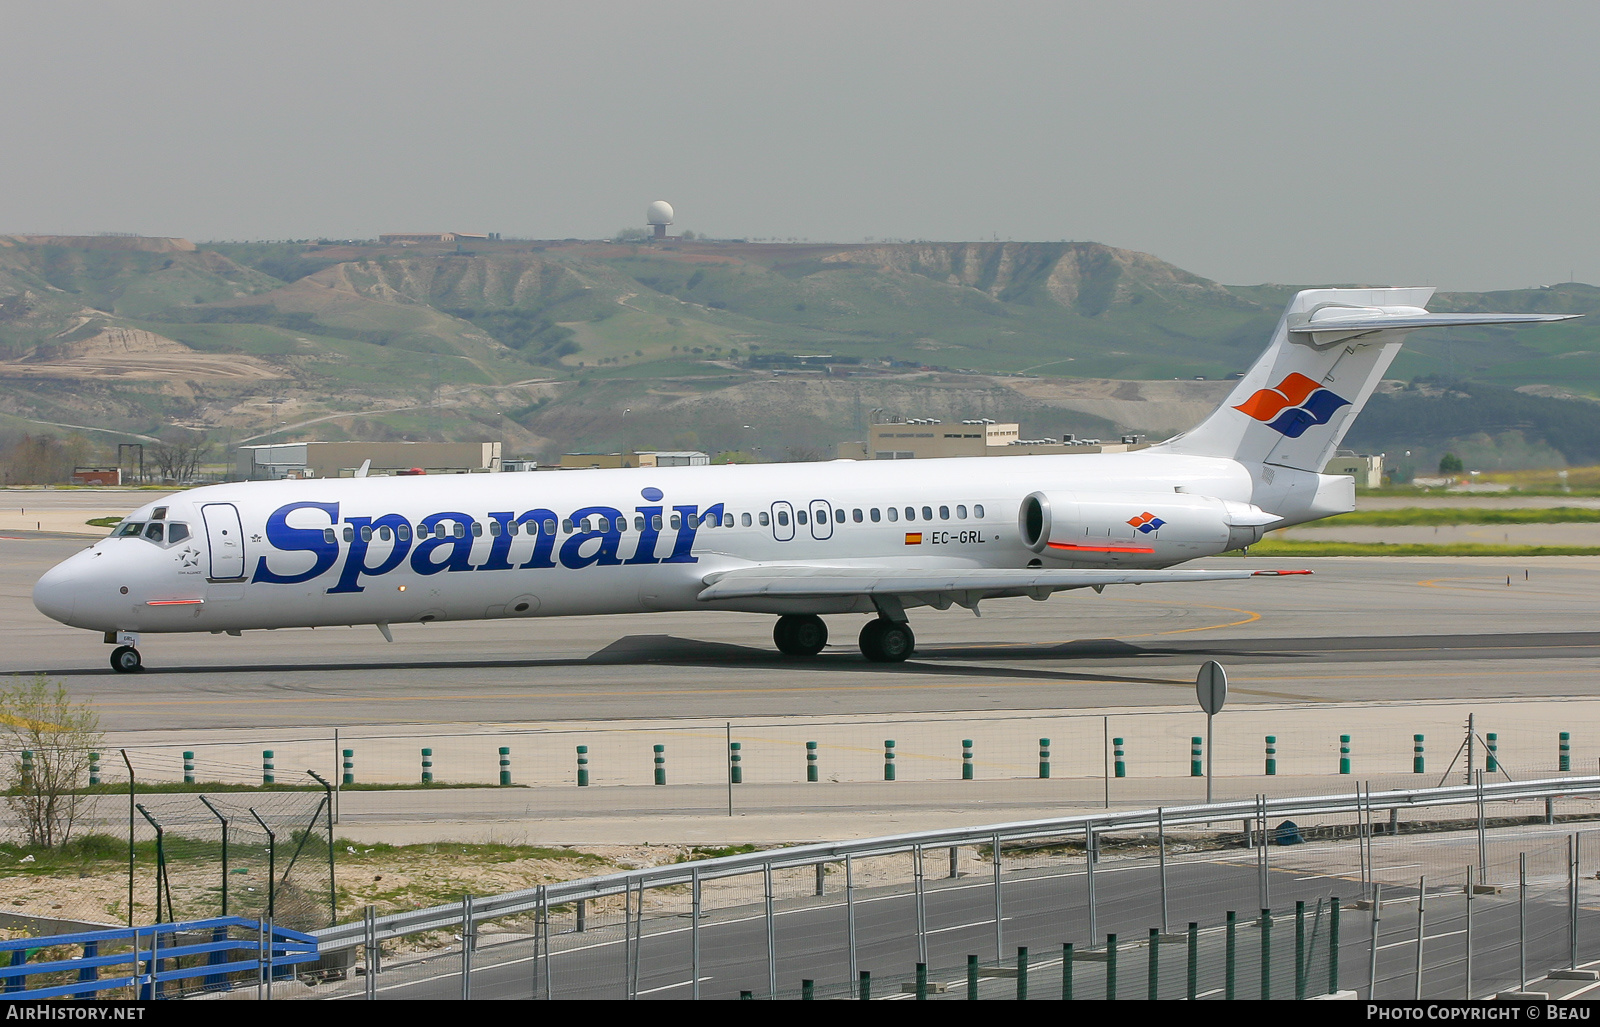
[{"xmin": 6, "ymin": 535, "xmax": 1600, "ymax": 732}]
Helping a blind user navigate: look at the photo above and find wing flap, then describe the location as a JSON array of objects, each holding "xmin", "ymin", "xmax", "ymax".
[{"xmin": 697, "ymin": 566, "xmax": 1306, "ymax": 603}]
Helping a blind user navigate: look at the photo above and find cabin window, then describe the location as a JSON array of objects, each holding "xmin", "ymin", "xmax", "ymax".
[
  {"xmin": 167, "ymin": 523, "xmax": 190, "ymax": 543},
  {"xmin": 759, "ymin": 511, "xmax": 770, "ymax": 526},
  {"xmin": 723, "ymin": 513, "xmax": 733, "ymax": 527},
  {"xmin": 852, "ymin": 509, "xmax": 863, "ymax": 523},
  {"xmin": 322, "ymin": 527, "xmax": 336, "ymax": 544},
  {"xmin": 835, "ymin": 509, "xmax": 845, "ymax": 523},
  {"xmin": 741, "ymin": 512, "xmax": 752, "ymax": 527},
  {"xmin": 343, "ymin": 526, "xmax": 355, "ymax": 543},
  {"xmin": 633, "ymin": 515, "xmax": 645, "ymax": 531},
  {"xmin": 509, "ymin": 521, "xmax": 522, "ymax": 536},
  {"xmin": 360, "ymin": 525, "xmax": 373, "ymax": 542},
  {"xmin": 922, "ymin": 506, "xmax": 933, "ymax": 521},
  {"xmin": 542, "ymin": 519, "xmax": 557, "ymax": 535},
  {"xmin": 797, "ymin": 509, "xmax": 808, "ymax": 525},
  {"xmin": 488, "ymin": 521, "xmax": 501, "ymax": 537},
  {"xmin": 379, "ymin": 525, "xmax": 393, "ymax": 541},
  {"xmin": 471, "ymin": 522, "xmax": 483, "ymax": 537},
  {"xmin": 435, "ymin": 524, "xmax": 449, "ymax": 539},
  {"xmin": 887, "ymin": 507, "xmax": 898, "ymax": 522},
  {"xmin": 777, "ymin": 510, "xmax": 789, "ymax": 526},
  {"xmin": 939, "ymin": 506, "xmax": 949, "ymax": 520},
  {"xmin": 144, "ymin": 523, "xmax": 165, "ymax": 542},
  {"xmin": 671, "ymin": 513, "xmax": 682, "ymax": 529},
  {"xmin": 870, "ymin": 508, "xmax": 881, "ymax": 522},
  {"xmin": 449, "ymin": 523, "xmax": 463, "ymax": 539},
  {"xmin": 115, "ymin": 521, "xmax": 144, "ymax": 537},
  {"xmin": 398, "ymin": 524, "xmax": 412, "ymax": 541},
  {"xmin": 151, "ymin": 507, "xmax": 168, "ymax": 520},
  {"xmin": 904, "ymin": 507, "xmax": 916, "ymax": 521},
  {"xmin": 956, "ymin": 505, "xmax": 967, "ymax": 520},
  {"xmin": 652, "ymin": 514, "xmax": 663, "ymax": 530},
  {"xmin": 975, "ymin": 504, "xmax": 985, "ymax": 518},
  {"xmin": 562, "ymin": 519, "xmax": 574, "ymax": 534}
]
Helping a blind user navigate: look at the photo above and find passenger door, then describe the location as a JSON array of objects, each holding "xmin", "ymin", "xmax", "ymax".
[
  {"xmin": 809, "ymin": 499, "xmax": 834, "ymax": 540},
  {"xmin": 201, "ymin": 503, "xmax": 246, "ymax": 581}
]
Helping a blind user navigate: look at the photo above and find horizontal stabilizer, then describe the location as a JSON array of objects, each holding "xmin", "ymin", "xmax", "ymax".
[
  {"xmin": 698, "ymin": 565, "xmax": 1309, "ymax": 604},
  {"xmin": 1290, "ymin": 312, "xmax": 1579, "ymax": 337}
]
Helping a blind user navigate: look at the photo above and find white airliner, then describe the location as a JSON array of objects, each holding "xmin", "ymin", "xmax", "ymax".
[{"xmin": 33, "ymin": 287, "xmax": 1576, "ymax": 673}]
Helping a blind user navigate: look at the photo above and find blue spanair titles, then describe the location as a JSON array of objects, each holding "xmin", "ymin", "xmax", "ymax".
[{"xmin": 251, "ymin": 492, "xmax": 716, "ymax": 594}]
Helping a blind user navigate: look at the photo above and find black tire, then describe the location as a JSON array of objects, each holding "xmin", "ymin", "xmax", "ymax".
[
  {"xmin": 860, "ymin": 619, "xmax": 914, "ymax": 663},
  {"xmin": 110, "ymin": 646, "xmax": 143, "ymax": 674},
  {"xmin": 774, "ymin": 614, "xmax": 828, "ymax": 656}
]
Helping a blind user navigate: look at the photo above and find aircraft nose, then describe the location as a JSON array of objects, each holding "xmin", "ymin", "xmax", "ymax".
[{"xmin": 33, "ymin": 558, "xmax": 82, "ymax": 625}]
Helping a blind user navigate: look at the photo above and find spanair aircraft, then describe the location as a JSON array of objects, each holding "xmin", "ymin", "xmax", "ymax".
[{"xmin": 32, "ymin": 287, "xmax": 1578, "ymax": 673}]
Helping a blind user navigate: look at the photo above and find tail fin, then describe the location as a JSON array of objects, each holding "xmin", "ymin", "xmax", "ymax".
[{"xmin": 1157, "ymin": 287, "xmax": 1578, "ymax": 471}]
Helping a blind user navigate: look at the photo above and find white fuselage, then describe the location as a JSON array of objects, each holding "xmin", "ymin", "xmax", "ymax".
[{"xmin": 32, "ymin": 450, "xmax": 1297, "ymax": 636}]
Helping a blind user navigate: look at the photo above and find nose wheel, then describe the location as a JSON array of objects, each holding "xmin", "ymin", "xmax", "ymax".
[
  {"xmin": 773, "ymin": 614, "xmax": 828, "ymax": 656},
  {"xmin": 110, "ymin": 646, "xmax": 143, "ymax": 674},
  {"xmin": 859, "ymin": 618, "xmax": 914, "ymax": 662}
]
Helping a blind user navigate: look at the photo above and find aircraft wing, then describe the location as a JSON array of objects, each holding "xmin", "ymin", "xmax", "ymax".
[{"xmin": 697, "ymin": 565, "xmax": 1308, "ymax": 606}]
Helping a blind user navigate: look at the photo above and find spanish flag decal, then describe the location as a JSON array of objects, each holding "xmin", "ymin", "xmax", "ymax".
[{"xmin": 904, "ymin": 532, "xmax": 923, "ymax": 545}]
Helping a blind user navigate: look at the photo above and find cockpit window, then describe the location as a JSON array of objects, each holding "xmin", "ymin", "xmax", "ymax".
[
  {"xmin": 167, "ymin": 523, "xmax": 190, "ymax": 543},
  {"xmin": 151, "ymin": 507, "xmax": 168, "ymax": 520},
  {"xmin": 144, "ymin": 523, "xmax": 165, "ymax": 543},
  {"xmin": 114, "ymin": 521, "xmax": 145, "ymax": 537}
]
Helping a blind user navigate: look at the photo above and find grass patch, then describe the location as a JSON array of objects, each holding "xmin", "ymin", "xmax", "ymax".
[
  {"xmin": 1244, "ymin": 540, "xmax": 1600, "ymax": 557},
  {"xmin": 1328, "ymin": 507, "xmax": 1600, "ymax": 526},
  {"xmin": 676, "ymin": 844, "xmax": 760, "ymax": 862},
  {"xmin": 85, "ymin": 516, "xmax": 121, "ymax": 528}
]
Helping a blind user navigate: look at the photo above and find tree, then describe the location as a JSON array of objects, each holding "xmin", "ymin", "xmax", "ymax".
[
  {"xmin": 2, "ymin": 674, "xmax": 103, "ymax": 849},
  {"xmin": 149, "ymin": 429, "xmax": 211, "ymax": 483},
  {"xmin": 1438, "ymin": 452, "xmax": 1464, "ymax": 475}
]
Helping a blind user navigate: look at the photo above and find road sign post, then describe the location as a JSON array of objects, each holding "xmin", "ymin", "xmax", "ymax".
[{"xmin": 1197, "ymin": 661, "xmax": 1228, "ymax": 803}]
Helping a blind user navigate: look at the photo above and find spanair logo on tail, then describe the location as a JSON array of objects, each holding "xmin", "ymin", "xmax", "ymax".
[{"xmin": 1233, "ymin": 372, "xmax": 1350, "ymax": 438}]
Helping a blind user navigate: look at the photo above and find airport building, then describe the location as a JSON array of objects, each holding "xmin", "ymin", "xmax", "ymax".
[
  {"xmin": 556, "ymin": 450, "xmax": 710, "ymax": 470},
  {"xmin": 836, "ymin": 417, "xmax": 1148, "ymax": 460},
  {"xmin": 237, "ymin": 441, "xmax": 503, "ymax": 480},
  {"xmin": 1323, "ymin": 451, "xmax": 1385, "ymax": 488}
]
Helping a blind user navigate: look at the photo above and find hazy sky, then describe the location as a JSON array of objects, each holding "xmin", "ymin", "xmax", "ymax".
[{"xmin": 3, "ymin": 1, "xmax": 1596, "ymax": 290}]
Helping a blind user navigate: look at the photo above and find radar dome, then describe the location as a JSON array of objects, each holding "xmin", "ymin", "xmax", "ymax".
[{"xmin": 646, "ymin": 200, "xmax": 675, "ymax": 226}]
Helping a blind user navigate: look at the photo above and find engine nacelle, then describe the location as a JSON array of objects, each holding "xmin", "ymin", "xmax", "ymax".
[{"xmin": 1018, "ymin": 490, "xmax": 1280, "ymax": 566}]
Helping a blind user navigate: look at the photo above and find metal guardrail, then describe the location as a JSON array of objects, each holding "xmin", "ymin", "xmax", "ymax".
[{"xmin": 314, "ymin": 775, "xmax": 1600, "ymax": 949}]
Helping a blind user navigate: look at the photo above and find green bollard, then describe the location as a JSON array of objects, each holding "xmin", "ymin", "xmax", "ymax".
[
  {"xmin": 962, "ymin": 739, "xmax": 973, "ymax": 781},
  {"xmin": 967, "ymin": 954, "xmax": 978, "ymax": 1000},
  {"xmin": 1062, "ymin": 943, "xmax": 1074, "ymax": 1001},
  {"xmin": 740, "ymin": 991, "xmax": 752, "ymax": 1000},
  {"xmin": 729, "ymin": 741, "xmax": 742, "ymax": 785},
  {"xmin": 1329, "ymin": 898, "xmax": 1341, "ymax": 994},
  {"xmin": 858, "ymin": 970, "xmax": 870, "ymax": 1001},
  {"xmin": 916, "ymin": 962, "xmax": 928, "ymax": 1000},
  {"xmin": 1265, "ymin": 735, "xmax": 1277, "ymax": 776},
  {"xmin": 1487, "ymin": 732, "xmax": 1499, "ymax": 772},
  {"xmin": 883, "ymin": 740, "xmax": 895, "ymax": 781},
  {"xmin": 1561, "ymin": 731, "xmax": 1572, "ymax": 772},
  {"xmin": 1295, "ymin": 899, "xmax": 1306, "ymax": 1000},
  {"xmin": 806, "ymin": 741, "xmax": 818, "ymax": 782},
  {"xmin": 1414, "ymin": 734, "xmax": 1425, "ymax": 774},
  {"xmin": 1260, "ymin": 908, "xmax": 1272, "ymax": 1001},
  {"xmin": 1225, "ymin": 910, "xmax": 1236, "ymax": 1000},
  {"xmin": 183, "ymin": 751, "xmax": 194, "ymax": 785},
  {"xmin": 1039, "ymin": 737, "xmax": 1050, "ymax": 779},
  {"xmin": 576, "ymin": 745, "xmax": 588, "ymax": 787},
  {"xmin": 20, "ymin": 751, "xmax": 32, "ymax": 791},
  {"xmin": 1190, "ymin": 736, "xmax": 1202, "ymax": 777},
  {"xmin": 1106, "ymin": 933, "xmax": 1117, "ymax": 1001},
  {"xmin": 653, "ymin": 744, "xmax": 665, "ymax": 786},
  {"xmin": 1187, "ymin": 922, "xmax": 1198, "ymax": 1000},
  {"xmin": 1148, "ymin": 927, "xmax": 1159, "ymax": 1000},
  {"xmin": 498, "ymin": 746, "xmax": 511, "ymax": 786},
  {"xmin": 1339, "ymin": 734, "xmax": 1351, "ymax": 775},
  {"xmin": 1114, "ymin": 738, "xmax": 1126, "ymax": 778},
  {"xmin": 88, "ymin": 752, "xmax": 100, "ymax": 787},
  {"xmin": 343, "ymin": 748, "xmax": 354, "ymax": 786},
  {"xmin": 1016, "ymin": 946, "xmax": 1027, "ymax": 1001},
  {"xmin": 421, "ymin": 748, "xmax": 433, "ymax": 784},
  {"xmin": 801, "ymin": 979, "xmax": 814, "ymax": 1000},
  {"xmin": 262, "ymin": 750, "xmax": 274, "ymax": 785}
]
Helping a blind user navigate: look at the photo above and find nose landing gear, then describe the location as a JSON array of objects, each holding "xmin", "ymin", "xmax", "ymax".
[
  {"xmin": 109, "ymin": 646, "xmax": 143, "ymax": 674},
  {"xmin": 773, "ymin": 614, "xmax": 828, "ymax": 656}
]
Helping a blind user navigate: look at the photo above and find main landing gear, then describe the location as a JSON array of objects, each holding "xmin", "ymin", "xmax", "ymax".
[
  {"xmin": 771, "ymin": 613, "xmax": 915, "ymax": 663},
  {"xmin": 110, "ymin": 646, "xmax": 143, "ymax": 674}
]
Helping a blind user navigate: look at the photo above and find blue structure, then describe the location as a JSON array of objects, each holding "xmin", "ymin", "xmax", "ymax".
[{"xmin": 0, "ymin": 917, "xmax": 318, "ymax": 999}]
